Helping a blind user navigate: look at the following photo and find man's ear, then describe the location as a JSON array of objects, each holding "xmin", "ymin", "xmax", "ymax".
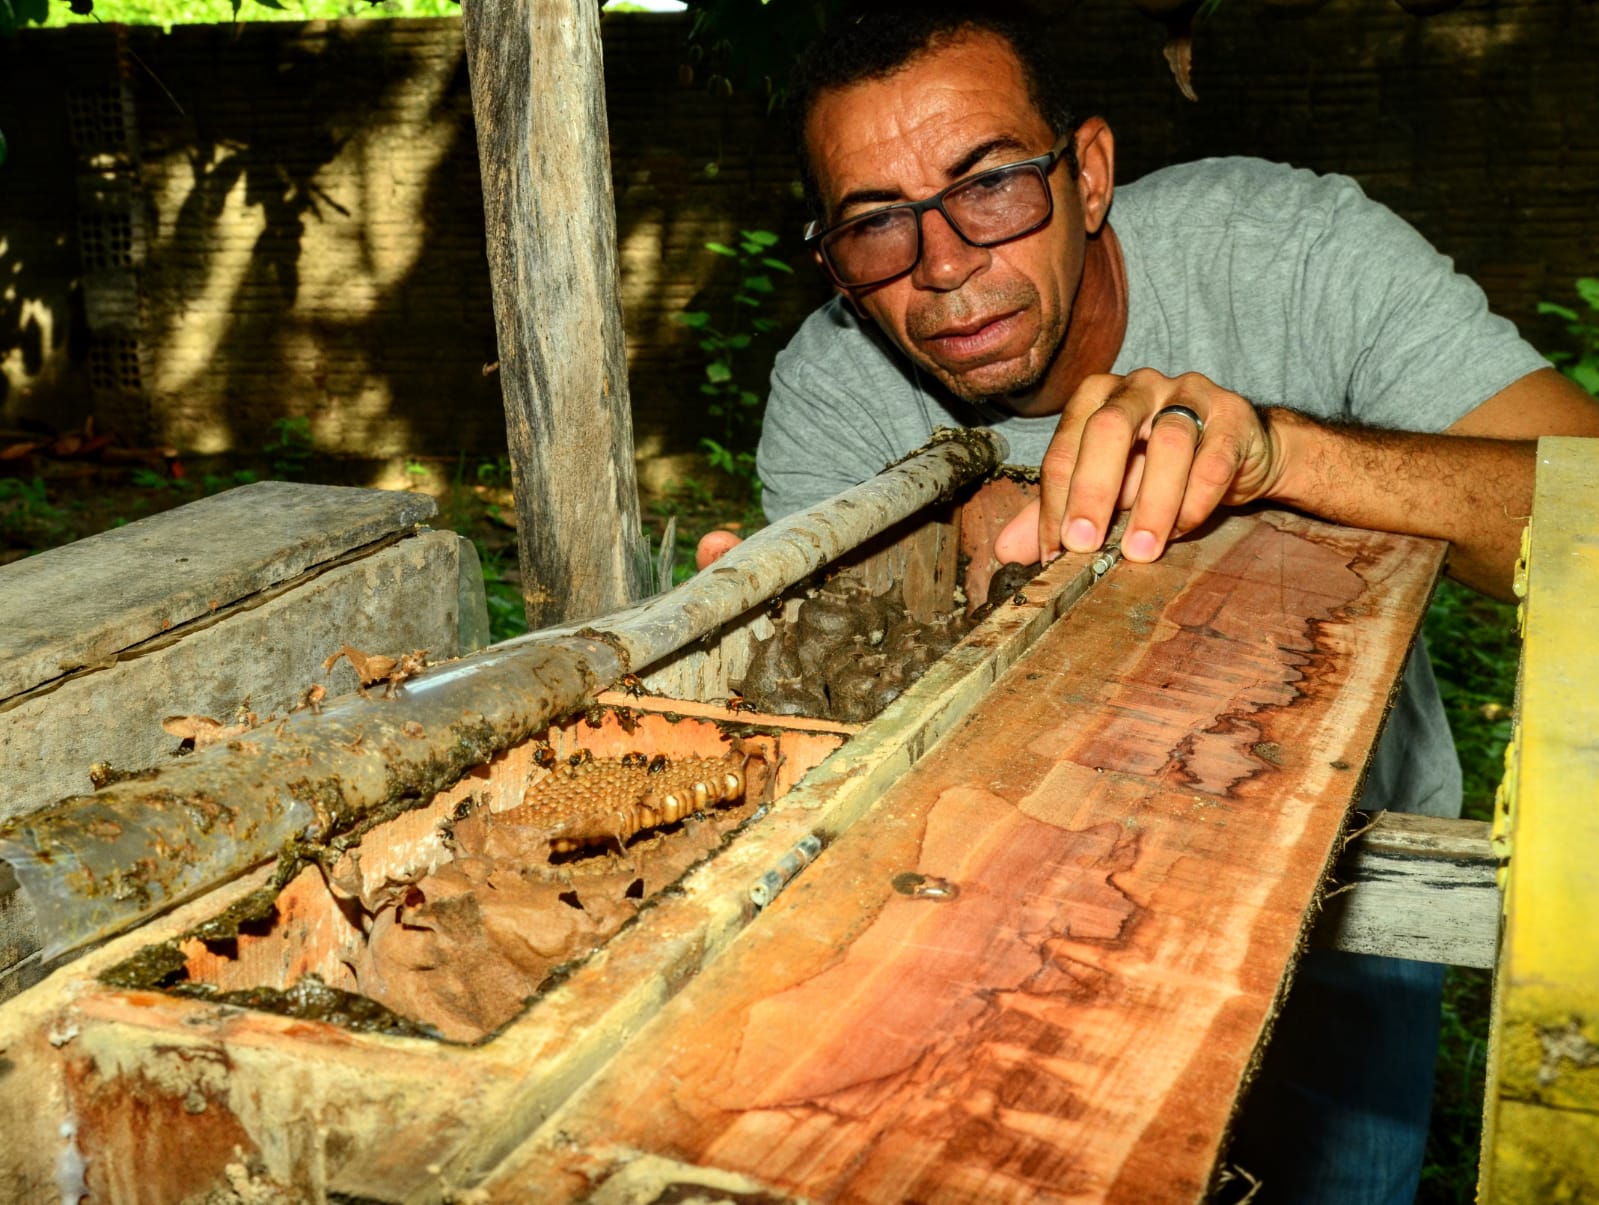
[{"xmin": 1073, "ymin": 118, "xmax": 1116, "ymax": 234}]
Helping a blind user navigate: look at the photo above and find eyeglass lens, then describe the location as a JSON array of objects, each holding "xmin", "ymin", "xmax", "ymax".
[{"xmin": 823, "ymin": 162, "xmax": 1052, "ymax": 287}]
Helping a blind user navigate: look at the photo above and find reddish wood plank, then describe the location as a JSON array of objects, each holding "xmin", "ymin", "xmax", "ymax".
[{"xmin": 475, "ymin": 511, "xmax": 1444, "ymax": 1204}]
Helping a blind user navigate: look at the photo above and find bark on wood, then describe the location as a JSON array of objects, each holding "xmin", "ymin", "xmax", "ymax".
[
  {"xmin": 0, "ymin": 436, "xmax": 1002, "ymax": 972},
  {"xmin": 475, "ymin": 512, "xmax": 1445, "ymax": 1203},
  {"xmin": 462, "ymin": 0, "xmax": 645, "ymax": 627}
]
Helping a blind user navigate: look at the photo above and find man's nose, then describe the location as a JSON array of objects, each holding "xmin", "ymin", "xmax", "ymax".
[{"xmin": 911, "ymin": 208, "xmax": 988, "ymax": 291}]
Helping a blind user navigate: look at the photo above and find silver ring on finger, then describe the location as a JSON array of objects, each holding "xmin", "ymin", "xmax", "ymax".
[{"xmin": 1154, "ymin": 403, "xmax": 1205, "ymax": 440}]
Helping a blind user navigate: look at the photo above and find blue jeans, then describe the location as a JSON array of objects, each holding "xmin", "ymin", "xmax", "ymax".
[{"xmin": 1227, "ymin": 948, "xmax": 1446, "ymax": 1204}]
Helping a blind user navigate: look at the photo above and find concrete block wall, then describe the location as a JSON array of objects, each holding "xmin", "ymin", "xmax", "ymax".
[{"xmin": 0, "ymin": 1, "xmax": 1594, "ymax": 467}]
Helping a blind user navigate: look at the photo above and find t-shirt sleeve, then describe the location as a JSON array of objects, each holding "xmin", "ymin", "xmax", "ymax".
[
  {"xmin": 1299, "ymin": 180, "xmax": 1549, "ymax": 432},
  {"xmin": 758, "ymin": 349, "xmax": 900, "ymax": 520}
]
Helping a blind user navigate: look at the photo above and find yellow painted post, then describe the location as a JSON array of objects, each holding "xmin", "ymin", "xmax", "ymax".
[{"xmin": 1480, "ymin": 436, "xmax": 1599, "ymax": 1203}]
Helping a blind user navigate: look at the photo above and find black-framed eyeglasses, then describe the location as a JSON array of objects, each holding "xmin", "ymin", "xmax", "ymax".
[{"xmin": 804, "ymin": 135, "xmax": 1073, "ymax": 289}]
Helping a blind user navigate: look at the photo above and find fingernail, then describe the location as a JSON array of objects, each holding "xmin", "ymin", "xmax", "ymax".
[
  {"xmin": 1066, "ymin": 518, "xmax": 1098, "ymax": 550},
  {"xmin": 1124, "ymin": 529, "xmax": 1158, "ymax": 561}
]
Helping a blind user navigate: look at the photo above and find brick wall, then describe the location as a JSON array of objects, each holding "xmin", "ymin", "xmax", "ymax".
[{"xmin": 0, "ymin": 1, "xmax": 1594, "ymax": 468}]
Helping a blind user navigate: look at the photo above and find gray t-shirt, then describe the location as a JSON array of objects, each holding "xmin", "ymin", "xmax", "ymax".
[{"xmin": 758, "ymin": 157, "xmax": 1548, "ymax": 818}]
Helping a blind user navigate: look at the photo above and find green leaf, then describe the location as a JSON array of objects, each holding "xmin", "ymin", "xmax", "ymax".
[
  {"xmin": 1538, "ymin": 302, "xmax": 1580, "ymax": 322},
  {"xmin": 1577, "ymin": 277, "xmax": 1599, "ymax": 311},
  {"xmin": 751, "ymin": 317, "xmax": 779, "ymax": 333},
  {"xmin": 760, "ymin": 257, "xmax": 794, "ymax": 273},
  {"xmin": 734, "ymin": 295, "xmax": 761, "ymax": 308},
  {"xmin": 673, "ymin": 310, "xmax": 711, "ymax": 328},
  {"xmin": 705, "ymin": 361, "xmax": 733, "ymax": 383},
  {"xmin": 705, "ymin": 241, "xmax": 738, "ymax": 257},
  {"xmin": 739, "ymin": 242, "xmax": 763, "ymax": 256},
  {"xmin": 742, "ymin": 274, "xmax": 773, "ymax": 293},
  {"xmin": 739, "ymin": 390, "xmax": 760, "ymax": 407},
  {"xmin": 698, "ymin": 383, "xmax": 721, "ymax": 396},
  {"xmin": 1570, "ymin": 361, "xmax": 1599, "ymax": 396},
  {"xmin": 725, "ymin": 333, "xmax": 752, "ymax": 350},
  {"xmin": 741, "ymin": 229, "xmax": 780, "ymax": 248}
]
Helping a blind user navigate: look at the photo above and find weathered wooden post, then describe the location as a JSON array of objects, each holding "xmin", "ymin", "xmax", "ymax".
[{"xmin": 462, "ymin": 0, "xmax": 645, "ymax": 628}]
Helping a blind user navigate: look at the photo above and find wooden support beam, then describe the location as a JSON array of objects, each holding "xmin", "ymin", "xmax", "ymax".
[
  {"xmin": 462, "ymin": 0, "xmax": 645, "ymax": 627},
  {"xmin": 1313, "ymin": 812, "xmax": 1497, "ymax": 969},
  {"xmin": 1481, "ymin": 436, "xmax": 1599, "ymax": 1202},
  {"xmin": 472, "ymin": 511, "xmax": 1445, "ymax": 1203}
]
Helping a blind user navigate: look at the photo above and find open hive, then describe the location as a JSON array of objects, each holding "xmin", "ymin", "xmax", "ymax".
[
  {"xmin": 0, "ymin": 474, "xmax": 1058, "ymax": 1203},
  {"xmin": 111, "ymin": 707, "xmax": 845, "ymax": 1044}
]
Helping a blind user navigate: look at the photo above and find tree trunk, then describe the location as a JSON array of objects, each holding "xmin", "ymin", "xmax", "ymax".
[{"xmin": 462, "ymin": 0, "xmax": 644, "ymax": 629}]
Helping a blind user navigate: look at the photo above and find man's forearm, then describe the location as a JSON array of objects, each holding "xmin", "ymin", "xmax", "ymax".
[{"xmin": 1263, "ymin": 408, "xmax": 1536, "ymax": 600}]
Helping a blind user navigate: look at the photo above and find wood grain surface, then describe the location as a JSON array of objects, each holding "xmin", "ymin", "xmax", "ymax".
[
  {"xmin": 476, "ymin": 510, "xmax": 1444, "ymax": 1204},
  {"xmin": 462, "ymin": 0, "xmax": 644, "ymax": 627}
]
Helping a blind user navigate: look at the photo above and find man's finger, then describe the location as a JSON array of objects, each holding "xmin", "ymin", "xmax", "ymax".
[
  {"xmin": 1055, "ymin": 379, "xmax": 1149, "ymax": 554},
  {"xmin": 1037, "ymin": 373, "xmax": 1122, "ymax": 561},
  {"xmin": 696, "ymin": 529, "xmax": 742, "ymax": 570},
  {"xmin": 995, "ymin": 497, "xmax": 1044, "ymax": 564},
  {"xmin": 1121, "ymin": 405, "xmax": 1203, "ymax": 561}
]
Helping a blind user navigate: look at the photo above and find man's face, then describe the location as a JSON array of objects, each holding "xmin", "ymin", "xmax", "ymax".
[{"xmin": 805, "ymin": 32, "xmax": 1091, "ymax": 413}]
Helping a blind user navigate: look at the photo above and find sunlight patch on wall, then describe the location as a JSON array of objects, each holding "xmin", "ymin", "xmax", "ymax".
[{"xmin": 147, "ymin": 153, "xmax": 266, "ymax": 422}]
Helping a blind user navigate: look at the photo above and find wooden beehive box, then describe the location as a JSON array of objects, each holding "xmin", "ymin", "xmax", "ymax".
[
  {"xmin": 0, "ymin": 477, "xmax": 1061, "ymax": 1203},
  {"xmin": 0, "ymin": 474, "xmax": 1447, "ymax": 1203}
]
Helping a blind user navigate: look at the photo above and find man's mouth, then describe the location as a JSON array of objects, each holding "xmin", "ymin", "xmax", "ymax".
[{"xmin": 923, "ymin": 310, "xmax": 1023, "ymax": 363}]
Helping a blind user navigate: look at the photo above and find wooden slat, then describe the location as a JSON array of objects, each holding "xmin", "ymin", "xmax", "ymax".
[
  {"xmin": 1313, "ymin": 812, "xmax": 1498, "ymax": 968},
  {"xmin": 475, "ymin": 510, "xmax": 1444, "ymax": 1203},
  {"xmin": 1481, "ymin": 436, "xmax": 1599, "ymax": 1202},
  {"xmin": 462, "ymin": 0, "xmax": 645, "ymax": 626},
  {"xmin": 0, "ymin": 481, "xmax": 435, "ymax": 701}
]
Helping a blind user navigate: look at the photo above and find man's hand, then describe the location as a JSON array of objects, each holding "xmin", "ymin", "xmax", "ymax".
[
  {"xmin": 996, "ymin": 369, "xmax": 1282, "ymax": 565},
  {"xmin": 696, "ymin": 529, "xmax": 742, "ymax": 569}
]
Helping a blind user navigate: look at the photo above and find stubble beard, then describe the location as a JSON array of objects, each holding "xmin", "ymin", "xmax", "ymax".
[{"xmin": 901, "ymin": 278, "xmax": 1068, "ymax": 410}]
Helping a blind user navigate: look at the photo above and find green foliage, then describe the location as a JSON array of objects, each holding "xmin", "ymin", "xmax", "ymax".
[
  {"xmin": 0, "ymin": 0, "xmax": 49, "ymax": 35},
  {"xmin": 10, "ymin": 0, "xmax": 458, "ymax": 30},
  {"xmin": 0, "ymin": 475, "xmax": 68, "ymax": 548},
  {"xmin": 672, "ymin": 228, "xmax": 792, "ymax": 506},
  {"xmin": 262, "ymin": 416, "xmax": 315, "ymax": 480},
  {"xmin": 1424, "ymin": 579, "xmax": 1519, "ymax": 823},
  {"xmin": 1537, "ymin": 277, "xmax": 1599, "ymax": 396},
  {"xmin": 1417, "ymin": 578, "xmax": 1520, "ymax": 1199},
  {"xmin": 1420, "ymin": 966, "xmax": 1493, "ymax": 1204},
  {"xmin": 679, "ymin": 0, "xmax": 844, "ymax": 107},
  {"xmin": 474, "ymin": 540, "xmax": 527, "ymax": 644}
]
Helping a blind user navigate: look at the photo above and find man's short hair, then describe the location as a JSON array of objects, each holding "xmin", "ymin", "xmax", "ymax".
[{"xmin": 789, "ymin": 0, "xmax": 1079, "ymax": 222}]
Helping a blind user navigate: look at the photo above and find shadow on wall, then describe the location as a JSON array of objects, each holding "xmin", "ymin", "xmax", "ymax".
[
  {"xmin": 2, "ymin": 2, "xmax": 1594, "ymax": 463},
  {"xmin": 133, "ymin": 21, "xmax": 504, "ymax": 459},
  {"xmin": 1056, "ymin": 0, "xmax": 1596, "ymax": 355},
  {"xmin": 5, "ymin": 14, "xmax": 819, "ymax": 464},
  {"xmin": 0, "ymin": 49, "xmax": 90, "ymax": 432}
]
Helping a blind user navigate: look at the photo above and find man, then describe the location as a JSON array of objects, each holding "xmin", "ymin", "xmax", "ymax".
[{"xmin": 697, "ymin": 3, "xmax": 1599, "ymax": 1199}]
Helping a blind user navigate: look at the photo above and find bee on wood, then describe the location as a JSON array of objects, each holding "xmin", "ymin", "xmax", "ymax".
[
  {"xmin": 620, "ymin": 751, "xmax": 648, "ymax": 768},
  {"xmin": 647, "ymin": 754, "xmax": 670, "ymax": 775},
  {"xmin": 725, "ymin": 693, "xmax": 751, "ymax": 714},
  {"xmin": 620, "ymin": 674, "xmax": 648, "ymax": 699},
  {"xmin": 569, "ymin": 747, "xmax": 594, "ymax": 767},
  {"xmin": 615, "ymin": 706, "xmax": 638, "ymax": 735},
  {"xmin": 533, "ymin": 744, "xmax": 557, "ymax": 769}
]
